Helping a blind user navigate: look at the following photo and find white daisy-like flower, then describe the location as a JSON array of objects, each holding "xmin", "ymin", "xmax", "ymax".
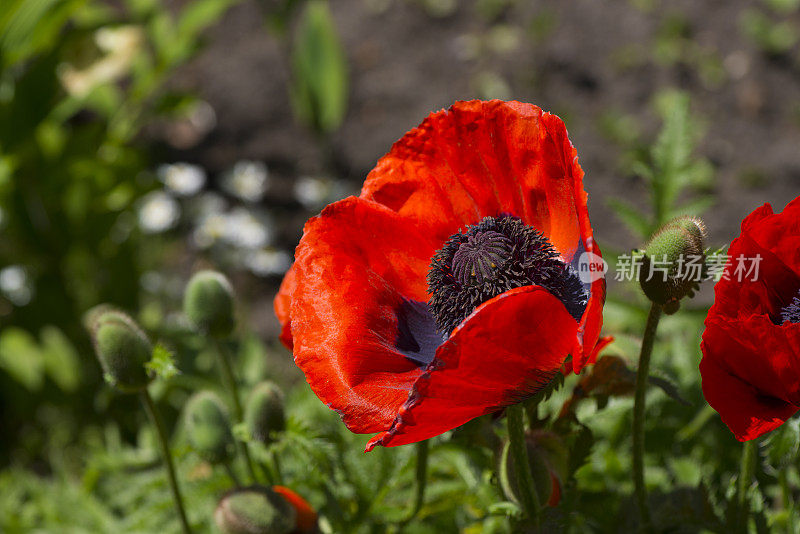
[
  {"xmin": 192, "ymin": 213, "xmax": 228, "ymax": 249},
  {"xmin": 245, "ymin": 249, "xmax": 292, "ymax": 276},
  {"xmin": 294, "ymin": 176, "xmax": 332, "ymax": 210},
  {"xmin": 221, "ymin": 161, "xmax": 269, "ymax": 202},
  {"xmin": 0, "ymin": 265, "xmax": 32, "ymax": 306},
  {"xmin": 138, "ymin": 191, "xmax": 180, "ymax": 233},
  {"xmin": 157, "ymin": 163, "xmax": 206, "ymax": 196},
  {"xmin": 223, "ymin": 207, "xmax": 272, "ymax": 249}
]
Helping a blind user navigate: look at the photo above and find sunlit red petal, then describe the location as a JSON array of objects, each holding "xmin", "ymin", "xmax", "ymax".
[
  {"xmin": 290, "ymin": 197, "xmax": 442, "ymax": 433},
  {"xmin": 742, "ymin": 198, "xmax": 800, "ymax": 276},
  {"xmin": 359, "ymin": 100, "xmax": 604, "ymax": 373},
  {"xmin": 274, "ymin": 265, "xmax": 297, "ymax": 349},
  {"xmin": 711, "ymin": 230, "xmax": 800, "ymax": 322},
  {"xmin": 366, "ymin": 286, "xmax": 578, "ymax": 450}
]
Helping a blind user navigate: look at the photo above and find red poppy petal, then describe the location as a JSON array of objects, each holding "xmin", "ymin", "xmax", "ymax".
[
  {"xmin": 742, "ymin": 197, "xmax": 800, "ymax": 276},
  {"xmin": 274, "ymin": 264, "xmax": 297, "ymax": 350},
  {"xmin": 290, "ymin": 197, "xmax": 444, "ymax": 433},
  {"xmin": 272, "ymin": 486, "xmax": 317, "ymax": 533},
  {"xmin": 366, "ymin": 286, "xmax": 578, "ymax": 450},
  {"xmin": 361, "ymin": 100, "xmax": 583, "ymax": 258},
  {"xmin": 359, "ymin": 100, "xmax": 604, "ymax": 373},
  {"xmin": 702, "ymin": 314, "xmax": 800, "ymax": 404},
  {"xmin": 700, "ymin": 347, "xmax": 797, "ymax": 441},
  {"xmin": 712, "ymin": 231, "xmax": 800, "ymax": 321}
]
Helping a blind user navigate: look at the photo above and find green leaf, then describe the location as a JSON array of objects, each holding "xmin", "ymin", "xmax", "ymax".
[
  {"xmin": 0, "ymin": 327, "xmax": 45, "ymax": 391},
  {"xmin": 40, "ymin": 325, "xmax": 81, "ymax": 392},
  {"xmin": 608, "ymin": 198, "xmax": 652, "ymax": 239},
  {"xmin": 145, "ymin": 344, "xmax": 179, "ymax": 381},
  {"xmin": 290, "ymin": 0, "xmax": 348, "ymax": 133}
]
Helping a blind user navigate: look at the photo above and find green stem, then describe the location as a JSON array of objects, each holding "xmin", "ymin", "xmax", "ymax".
[
  {"xmin": 400, "ymin": 440, "xmax": 429, "ymax": 526},
  {"xmin": 779, "ymin": 468, "xmax": 793, "ymax": 534},
  {"xmin": 736, "ymin": 440, "xmax": 757, "ymax": 532},
  {"xmin": 140, "ymin": 390, "xmax": 192, "ymax": 534},
  {"xmin": 271, "ymin": 449, "xmax": 284, "ymax": 485},
  {"xmin": 507, "ymin": 404, "xmax": 540, "ymax": 531},
  {"xmin": 213, "ymin": 340, "xmax": 259, "ymax": 484},
  {"xmin": 223, "ymin": 460, "xmax": 241, "ymax": 487},
  {"xmin": 633, "ymin": 302, "xmax": 663, "ymax": 532}
]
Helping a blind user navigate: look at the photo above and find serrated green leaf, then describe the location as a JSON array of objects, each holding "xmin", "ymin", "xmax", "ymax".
[{"xmin": 608, "ymin": 198, "xmax": 652, "ymax": 239}]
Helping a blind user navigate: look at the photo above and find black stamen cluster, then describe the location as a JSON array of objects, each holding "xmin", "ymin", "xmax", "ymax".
[
  {"xmin": 781, "ymin": 291, "xmax": 800, "ymax": 324},
  {"xmin": 427, "ymin": 215, "xmax": 588, "ymax": 335}
]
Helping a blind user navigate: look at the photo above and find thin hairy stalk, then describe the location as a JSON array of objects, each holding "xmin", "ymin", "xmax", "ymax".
[
  {"xmin": 633, "ymin": 302, "xmax": 663, "ymax": 532},
  {"xmin": 507, "ymin": 404, "xmax": 540, "ymax": 531},
  {"xmin": 400, "ymin": 440, "xmax": 429, "ymax": 527},
  {"xmin": 141, "ymin": 390, "xmax": 192, "ymax": 534},
  {"xmin": 213, "ymin": 339, "xmax": 259, "ymax": 483}
]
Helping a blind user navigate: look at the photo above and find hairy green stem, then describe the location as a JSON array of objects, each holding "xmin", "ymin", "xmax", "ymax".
[
  {"xmin": 507, "ymin": 403, "xmax": 540, "ymax": 531},
  {"xmin": 400, "ymin": 440, "xmax": 429, "ymax": 526},
  {"xmin": 213, "ymin": 340, "xmax": 259, "ymax": 484},
  {"xmin": 633, "ymin": 302, "xmax": 663, "ymax": 532},
  {"xmin": 140, "ymin": 389, "xmax": 192, "ymax": 534},
  {"xmin": 736, "ymin": 440, "xmax": 757, "ymax": 531}
]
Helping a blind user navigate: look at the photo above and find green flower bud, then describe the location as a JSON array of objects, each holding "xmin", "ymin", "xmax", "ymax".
[
  {"xmin": 86, "ymin": 307, "xmax": 153, "ymax": 393},
  {"xmin": 214, "ymin": 486, "xmax": 297, "ymax": 534},
  {"xmin": 498, "ymin": 430, "xmax": 568, "ymax": 508},
  {"xmin": 499, "ymin": 439, "xmax": 552, "ymax": 508},
  {"xmin": 244, "ymin": 382, "xmax": 286, "ymax": 445},
  {"xmin": 185, "ymin": 391, "xmax": 235, "ymax": 464},
  {"xmin": 640, "ymin": 216, "xmax": 707, "ymax": 308},
  {"xmin": 183, "ymin": 270, "xmax": 236, "ymax": 338}
]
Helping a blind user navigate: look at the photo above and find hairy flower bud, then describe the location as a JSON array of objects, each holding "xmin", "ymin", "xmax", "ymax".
[
  {"xmin": 214, "ymin": 486, "xmax": 296, "ymax": 534},
  {"xmin": 183, "ymin": 270, "xmax": 236, "ymax": 338},
  {"xmin": 245, "ymin": 382, "xmax": 286, "ymax": 445},
  {"xmin": 640, "ymin": 216, "xmax": 707, "ymax": 309},
  {"xmin": 185, "ymin": 391, "xmax": 235, "ymax": 464},
  {"xmin": 498, "ymin": 430, "xmax": 568, "ymax": 508},
  {"xmin": 86, "ymin": 307, "xmax": 153, "ymax": 393}
]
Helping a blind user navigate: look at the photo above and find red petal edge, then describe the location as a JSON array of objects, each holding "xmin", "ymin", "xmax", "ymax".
[
  {"xmin": 289, "ymin": 197, "xmax": 442, "ymax": 434},
  {"xmin": 366, "ymin": 285, "xmax": 579, "ymax": 450}
]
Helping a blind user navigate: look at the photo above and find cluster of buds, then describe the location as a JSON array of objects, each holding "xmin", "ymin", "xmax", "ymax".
[{"xmin": 85, "ymin": 270, "xmax": 315, "ymax": 534}]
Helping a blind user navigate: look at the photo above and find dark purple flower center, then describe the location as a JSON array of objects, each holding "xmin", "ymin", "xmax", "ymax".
[
  {"xmin": 427, "ymin": 215, "xmax": 588, "ymax": 335},
  {"xmin": 781, "ymin": 289, "xmax": 800, "ymax": 324}
]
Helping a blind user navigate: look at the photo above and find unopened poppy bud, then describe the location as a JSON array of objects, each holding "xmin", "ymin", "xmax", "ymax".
[
  {"xmin": 86, "ymin": 307, "xmax": 153, "ymax": 393},
  {"xmin": 183, "ymin": 270, "xmax": 236, "ymax": 338},
  {"xmin": 185, "ymin": 391, "xmax": 235, "ymax": 464},
  {"xmin": 245, "ymin": 382, "xmax": 286, "ymax": 445},
  {"xmin": 498, "ymin": 430, "xmax": 568, "ymax": 508},
  {"xmin": 640, "ymin": 216, "xmax": 707, "ymax": 308},
  {"xmin": 214, "ymin": 486, "xmax": 297, "ymax": 534}
]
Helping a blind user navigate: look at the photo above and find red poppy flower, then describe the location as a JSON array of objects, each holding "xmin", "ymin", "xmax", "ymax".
[
  {"xmin": 700, "ymin": 196, "xmax": 800, "ymax": 441},
  {"xmin": 275, "ymin": 100, "xmax": 606, "ymax": 450}
]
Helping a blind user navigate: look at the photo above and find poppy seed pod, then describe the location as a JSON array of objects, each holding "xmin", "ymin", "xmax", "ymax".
[
  {"xmin": 245, "ymin": 382, "xmax": 286, "ymax": 445},
  {"xmin": 640, "ymin": 216, "xmax": 707, "ymax": 308},
  {"xmin": 214, "ymin": 486, "xmax": 297, "ymax": 534},
  {"xmin": 183, "ymin": 270, "xmax": 236, "ymax": 338},
  {"xmin": 86, "ymin": 308, "xmax": 153, "ymax": 393},
  {"xmin": 185, "ymin": 391, "xmax": 235, "ymax": 464}
]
